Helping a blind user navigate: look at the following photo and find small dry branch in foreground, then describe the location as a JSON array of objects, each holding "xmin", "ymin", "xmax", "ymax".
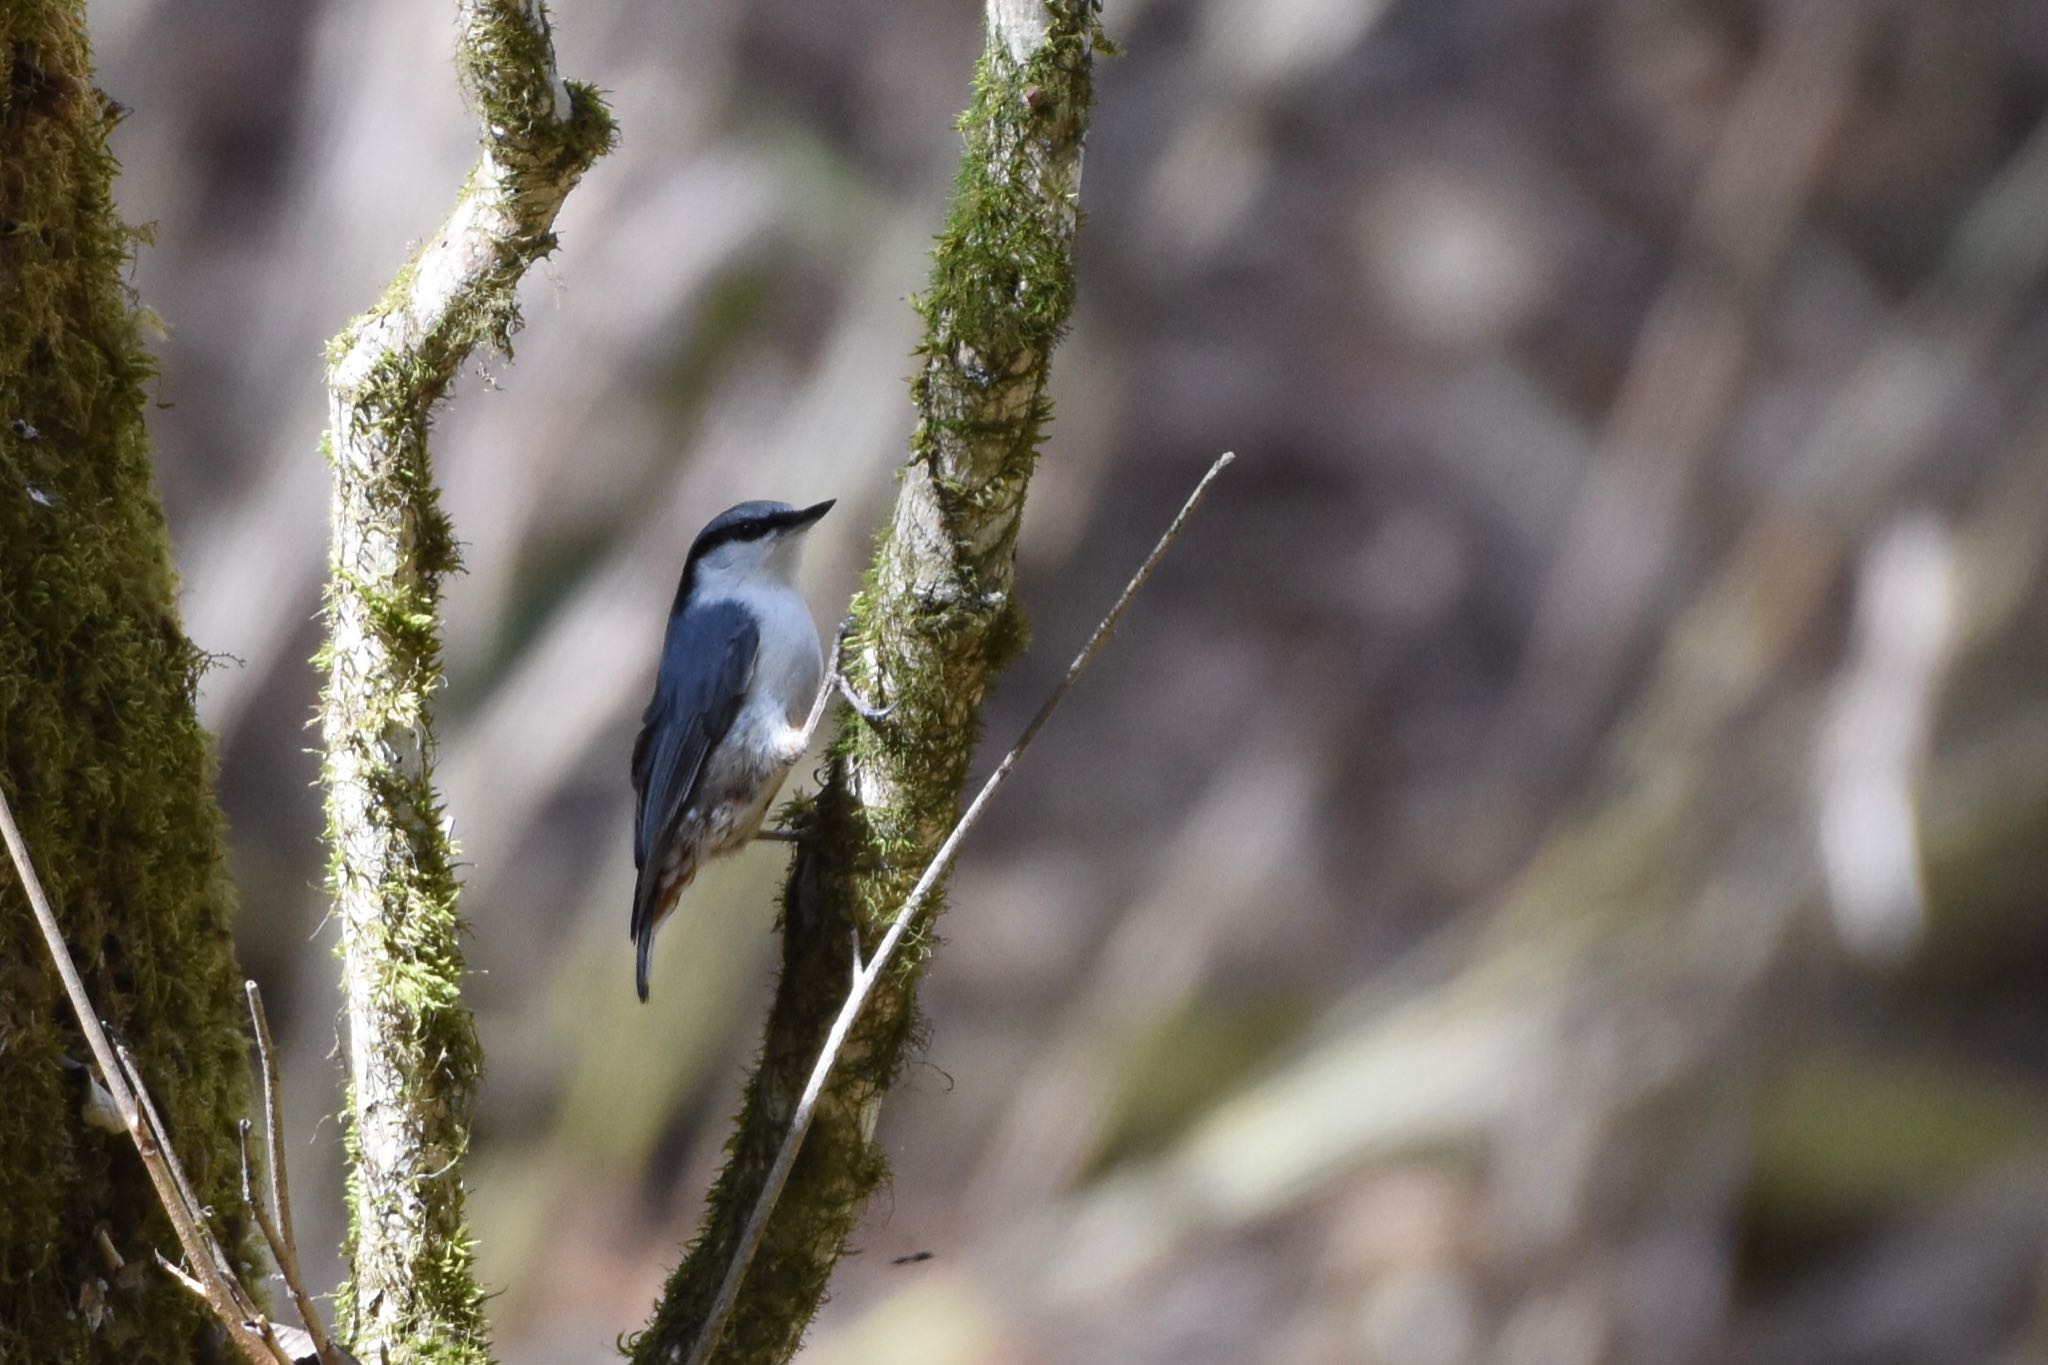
[{"xmin": 1, "ymin": 789, "xmax": 355, "ymax": 1365}]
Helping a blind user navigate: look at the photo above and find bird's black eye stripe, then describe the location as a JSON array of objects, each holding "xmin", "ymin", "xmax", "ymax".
[
  {"xmin": 706, "ymin": 521, "xmax": 778, "ymax": 551},
  {"xmin": 726, "ymin": 511, "xmax": 813, "ymax": 541},
  {"xmin": 683, "ymin": 500, "xmax": 828, "ymax": 574},
  {"xmin": 671, "ymin": 498, "xmax": 827, "ymax": 615}
]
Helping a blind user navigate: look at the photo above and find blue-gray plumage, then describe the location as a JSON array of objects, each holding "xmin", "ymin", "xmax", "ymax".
[{"xmin": 629, "ymin": 499, "xmax": 835, "ymax": 1000}]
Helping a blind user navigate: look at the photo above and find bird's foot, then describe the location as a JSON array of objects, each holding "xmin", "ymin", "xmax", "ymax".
[
  {"xmin": 829, "ymin": 613, "xmax": 893, "ymax": 724},
  {"xmin": 835, "ymin": 674, "xmax": 893, "ymax": 723},
  {"xmin": 790, "ymin": 617, "xmax": 894, "ymax": 755}
]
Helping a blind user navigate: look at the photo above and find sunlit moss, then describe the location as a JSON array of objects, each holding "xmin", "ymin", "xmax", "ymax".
[{"xmin": 0, "ymin": 4, "xmax": 255, "ymax": 1361}]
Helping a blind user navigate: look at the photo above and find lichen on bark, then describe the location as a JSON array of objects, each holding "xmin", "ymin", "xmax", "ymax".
[
  {"xmin": 629, "ymin": 3, "xmax": 1105, "ymax": 1361},
  {"xmin": 0, "ymin": 3, "xmax": 255, "ymax": 1360},
  {"xmin": 317, "ymin": 4, "xmax": 613, "ymax": 1363}
]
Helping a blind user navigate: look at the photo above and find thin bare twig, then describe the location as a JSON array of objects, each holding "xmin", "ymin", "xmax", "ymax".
[
  {"xmin": 247, "ymin": 981, "xmax": 343, "ymax": 1365},
  {"xmin": 682, "ymin": 452, "xmax": 1235, "ymax": 1365},
  {"xmin": 252, "ymin": 1315, "xmax": 299, "ymax": 1365},
  {"xmin": 114, "ymin": 1039, "xmax": 257, "ymax": 1343},
  {"xmin": 155, "ymin": 1251, "xmax": 209, "ymax": 1300},
  {"xmin": 117, "ymin": 1043, "xmax": 240, "ymax": 1292},
  {"xmin": 156, "ymin": 1233, "xmax": 299, "ymax": 1365},
  {"xmin": 238, "ymin": 1122, "xmax": 282, "ymax": 1273},
  {"xmin": 239, "ymin": 1124, "xmax": 338, "ymax": 1365},
  {"xmin": 0, "ymin": 786, "xmax": 280, "ymax": 1365}
]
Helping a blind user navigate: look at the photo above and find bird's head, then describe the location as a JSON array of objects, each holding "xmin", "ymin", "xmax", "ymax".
[{"xmin": 679, "ymin": 498, "xmax": 834, "ymax": 604}]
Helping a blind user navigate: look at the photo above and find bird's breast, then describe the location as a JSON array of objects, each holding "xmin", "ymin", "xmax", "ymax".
[{"xmin": 706, "ymin": 580, "xmax": 822, "ymax": 724}]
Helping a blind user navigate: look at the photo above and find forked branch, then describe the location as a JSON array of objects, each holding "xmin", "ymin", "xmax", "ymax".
[{"xmin": 317, "ymin": 3, "xmax": 613, "ymax": 1360}]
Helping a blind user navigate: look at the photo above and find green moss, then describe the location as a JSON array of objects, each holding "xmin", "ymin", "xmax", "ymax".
[{"xmin": 0, "ymin": 4, "xmax": 256, "ymax": 1361}]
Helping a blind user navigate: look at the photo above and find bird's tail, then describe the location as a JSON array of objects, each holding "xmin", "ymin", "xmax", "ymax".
[
  {"xmin": 630, "ymin": 864, "xmax": 661, "ymax": 1003},
  {"xmin": 630, "ymin": 860, "xmax": 691, "ymax": 1002},
  {"xmin": 635, "ymin": 915, "xmax": 655, "ymax": 1003}
]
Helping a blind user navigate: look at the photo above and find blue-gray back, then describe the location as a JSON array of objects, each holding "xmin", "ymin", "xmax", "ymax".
[{"xmin": 630, "ymin": 599, "xmax": 759, "ymax": 877}]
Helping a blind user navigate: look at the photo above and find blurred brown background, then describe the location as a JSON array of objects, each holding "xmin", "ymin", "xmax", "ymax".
[{"xmin": 92, "ymin": 0, "xmax": 2048, "ymax": 1360}]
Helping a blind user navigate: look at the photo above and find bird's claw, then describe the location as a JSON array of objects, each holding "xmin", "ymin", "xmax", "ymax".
[
  {"xmin": 828, "ymin": 613, "xmax": 892, "ymax": 723},
  {"xmin": 835, "ymin": 674, "xmax": 893, "ymax": 723}
]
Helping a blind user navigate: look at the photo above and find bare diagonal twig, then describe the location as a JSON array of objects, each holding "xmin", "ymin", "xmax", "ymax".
[{"xmin": 682, "ymin": 452, "xmax": 1235, "ymax": 1365}]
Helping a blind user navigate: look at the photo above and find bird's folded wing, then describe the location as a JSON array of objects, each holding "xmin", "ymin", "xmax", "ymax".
[{"xmin": 630, "ymin": 601, "xmax": 760, "ymax": 874}]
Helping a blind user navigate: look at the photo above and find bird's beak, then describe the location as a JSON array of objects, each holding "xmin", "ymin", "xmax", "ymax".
[{"xmin": 794, "ymin": 499, "xmax": 836, "ymax": 528}]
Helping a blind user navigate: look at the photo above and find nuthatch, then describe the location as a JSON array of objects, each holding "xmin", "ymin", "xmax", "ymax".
[{"xmin": 628, "ymin": 498, "xmax": 879, "ymax": 1001}]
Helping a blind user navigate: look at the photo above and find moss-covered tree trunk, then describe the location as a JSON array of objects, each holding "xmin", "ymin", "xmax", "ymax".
[
  {"xmin": 632, "ymin": 3, "xmax": 1103, "ymax": 1360},
  {"xmin": 0, "ymin": 4, "xmax": 255, "ymax": 1362}
]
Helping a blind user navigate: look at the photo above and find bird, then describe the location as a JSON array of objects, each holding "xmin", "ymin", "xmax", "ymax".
[{"xmin": 628, "ymin": 498, "xmax": 839, "ymax": 1002}]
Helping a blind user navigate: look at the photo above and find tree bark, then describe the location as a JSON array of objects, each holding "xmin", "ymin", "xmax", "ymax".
[
  {"xmin": 317, "ymin": 4, "xmax": 612, "ymax": 1363},
  {"xmin": 0, "ymin": 4, "xmax": 256, "ymax": 1361},
  {"xmin": 631, "ymin": 3, "xmax": 1105, "ymax": 1361}
]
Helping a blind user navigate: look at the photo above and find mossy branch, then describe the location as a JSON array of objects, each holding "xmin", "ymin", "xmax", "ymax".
[
  {"xmin": 318, "ymin": 4, "xmax": 613, "ymax": 1363},
  {"xmin": 629, "ymin": 3, "xmax": 1104, "ymax": 1362}
]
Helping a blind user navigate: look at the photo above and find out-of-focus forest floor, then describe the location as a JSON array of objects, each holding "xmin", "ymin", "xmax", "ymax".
[{"xmin": 94, "ymin": 0, "xmax": 2048, "ymax": 1360}]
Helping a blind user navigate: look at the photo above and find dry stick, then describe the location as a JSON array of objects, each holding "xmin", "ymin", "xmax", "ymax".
[
  {"xmin": 0, "ymin": 787, "xmax": 281, "ymax": 1365},
  {"xmin": 247, "ymin": 981, "xmax": 343, "ymax": 1365},
  {"xmin": 236, "ymin": 1124, "xmax": 287, "ymax": 1291},
  {"xmin": 682, "ymin": 451, "xmax": 1236, "ymax": 1365},
  {"xmin": 251, "ymin": 1313, "xmax": 298, "ymax": 1365},
  {"xmin": 238, "ymin": 1125, "xmax": 337, "ymax": 1365},
  {"xmin": 113, "ymin": 1036, "xmax": 285, "ymax": 1363},
  {"xmin": 151, "ymin": 1237, "xmax": 300, "ymax": 1365},
  {"xmin": 230, "ymin": 1140, "xmax": 303, "ymax": 1365},
  {"xmin": 156, "ymin": 1251, "xmax": 211, "ymax": 1300},
  {"xmin": 116, "ymin": 1043, "xmax": 239, "ymax": 1294}
]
